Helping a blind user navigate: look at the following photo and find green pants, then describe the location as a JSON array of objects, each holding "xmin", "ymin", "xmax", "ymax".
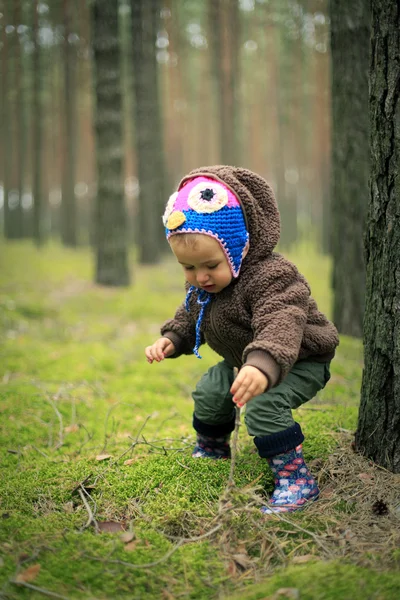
[{"xmin": 192, "ymin": 359, "xmax": 330, "ymax": 437}]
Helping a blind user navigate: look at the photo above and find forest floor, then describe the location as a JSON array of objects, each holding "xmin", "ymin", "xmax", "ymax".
[{"xmin": 0, "ymin": 241, "xmax": 399, "ymax": 600}]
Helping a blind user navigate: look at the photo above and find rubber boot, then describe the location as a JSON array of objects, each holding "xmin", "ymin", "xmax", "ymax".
[
  {"xmin": 192, "ymin": 432, "xmax": 231, "ymax": 459},
  {"xmin": 261, "ymin": 444, "xmax": 319, "ymax": 514}
]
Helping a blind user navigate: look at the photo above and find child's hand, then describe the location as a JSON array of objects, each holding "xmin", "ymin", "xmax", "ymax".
[
  {"xmin": 230, "ymin": 365, "xmax": 268, "ymax": 407},
  {"xmin": 145, "ymin": 337, "xmax": 176, "ymax": 363}
]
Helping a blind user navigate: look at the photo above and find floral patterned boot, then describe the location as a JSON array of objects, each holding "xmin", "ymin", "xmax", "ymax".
[
  {"xmin": 192, "ymin": 433, "xmax": 231, "ymax": 459},
  {"xmin": 261, "ymin": 444, "xmax": 319, "ymax": 514}
]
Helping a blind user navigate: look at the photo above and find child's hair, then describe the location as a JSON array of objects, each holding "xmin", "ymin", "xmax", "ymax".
[{"xmin": 168, "ymin": 233, "xmax": 204, "ymax": 249}]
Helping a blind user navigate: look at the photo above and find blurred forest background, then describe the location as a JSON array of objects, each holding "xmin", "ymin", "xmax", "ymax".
[{"xmin": 0, "ymin": 0, "xmax": 332, "ymax": 261}]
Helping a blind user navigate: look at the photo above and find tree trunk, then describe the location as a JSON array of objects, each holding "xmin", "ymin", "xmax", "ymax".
[
  {"xmin": 130, "ymin": 0, "xmax": 167, "ymax": 263},
  {"xmin": 11, "ymin": 0, "xmax": 24, "ymax": 238},
  {"xmin": 32, "ymin": 0, "xmax": 44, "ymax": 245},
  {"xmin": 208, "ymin": 0, "xmax": 240, "ymax": 166},
  {"xmin": 330, "ymin": 0, "xmax": 370, "ymax": 337},
  {"xmin": 271, "ymin": 1, "xmax": 296, "ymax": 249},
  {"xmin": 61, "ymin": 0, "xmax": 78, "ymax": 247},
  {"xmin": 355, "ymin": 0, "xmax": 400, "ymax": 473},
  {"xmin": 1, "ymin": 0, "xmax": 12, "ymax": 239},
  {"xmin": 91, "ymin": 0, "xmax": 130, "ymax": 286}
]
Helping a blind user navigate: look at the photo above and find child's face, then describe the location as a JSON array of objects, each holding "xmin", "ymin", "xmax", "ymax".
[{"xmin": 170, "ymin": 234, "xmax": 233, "ymax": 293}]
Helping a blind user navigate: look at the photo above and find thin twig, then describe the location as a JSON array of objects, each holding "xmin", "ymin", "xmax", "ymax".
[
  {"xmin": 78, "ymin": 486, "xmax": 99, "ymax": 533},
  {"xmin": 85, "ymin": 540, "xmax": 185, "ymax": 570},
  {"xmin": 32, "ymin": 445, "xmax": 50, "ymax": 459},
  {"xmin": 268, "ymin": 511, "xmax": 332, "ymax": 555},
  {"xmin": 226, "ymin": 367, "xmax": 240, "ymax": 489},
  {"xmin": 10, "ymin": 580, "xmax": 70, "ymax": 600},
  {"xmin": 164, "ymin": 523, "xmax": 222, "ymax": 543},
  {"xmin": 227, "ymin": 406, "xmax": 241, "ymax": 489},
  {"xmin": 92, "ymin": 416, "xmax": 151, "ymax": 485},
  {"xmin": 85, "ymin": 523, "xmax": 222, "ymax": 570},
  {"xmin": 32, "ymin": 382, "xmax": 64, "ymax": 448}
]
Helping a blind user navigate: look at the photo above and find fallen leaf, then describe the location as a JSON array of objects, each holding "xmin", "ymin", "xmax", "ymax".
[
  {"xmin": 228, "ymin": 560, "xmax": 237, "ymax": 578},
  {"xmin": 98, "ymin": 521, "xmax": 125, "ymax": 533},
  {"xmin": 292, "ymin": 554, "xmax": 316, "ymax": 564},
  {"xmin": 63, "ymin": 502, "xmax": 74, "ymax": 514},
  {"xmin": 274, "ymin": 589, "xmax": 300, "ymax": 599},
  {"xmin": 120, "ymin": 531, "xmax": 135, "ymax": 543},
  {"xmin": 64, "ymin": 424, "xmax": 79, "ymax": 433},
  {"xmin": 124, "ymin": 541, "xmax": 138, "ymax": 552},
  {"xmin": 124, "ymin": 458, "xmax": 136, "ymax": 466},
  {"xmin": 358, "ymin": 473, "xmax": 374, "ymax": 483},
  {"xmin": 319, "ymin": 485, "xmax": 335, "ymax": 499},
  {"xmin": 95, "ymin": 454, "xmax": 112, "ymax": 461},
  {"xmin": 15, "ymin": 564, "xmax": 41, "ymax": 583},
  {"xmin": 232, "ymin": 552, "xmax": 253, "ymax": 569}
]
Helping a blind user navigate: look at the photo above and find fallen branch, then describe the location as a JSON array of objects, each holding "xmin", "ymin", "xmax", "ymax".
[
  {"xmin": 11, "ymin": 580, "xmax": 70, "ymax": 600},
  {"xmin": 85, "ymin": 540, "xmax": 185, "ymax": 570},
  {"xmin": 84, "ymin": 523, "xmax": 223, "ymax": 570},
  {"xmin": 78, "ymin": 485, "xmax": 99, "ymax": 533}
]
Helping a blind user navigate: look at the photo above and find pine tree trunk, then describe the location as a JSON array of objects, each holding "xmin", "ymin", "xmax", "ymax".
[
  {"xmin": 130, "ymin": 0, "xmax": 167, "ymax": 263},
  {"xmin": 12, "ymin": 0, "xmax": 24, "ymax": 238},
  {"xmin": 208, "ymin": 0, "xmax": 240, "ymax": 166},
  {"xmin": 61, "ymin": 0, "xmax": 77, "ymax": 247},
  {"xmin": 32, "ymin": 0, "xmax": 44, "ymax": 245},
  {"xmin": 330, "ymin": 0, "xmax": 370, "ymax": 337},
  {"xmin": 1, "ymin": 0, "xmax": 12, "ymax": 239},
  {"xmin": 355, "ymin": 0, "xmax": 400, "ymax": 474},
  {"xmin": 92, "ymin": 0, "xmax": 130, "ymax": 286}
]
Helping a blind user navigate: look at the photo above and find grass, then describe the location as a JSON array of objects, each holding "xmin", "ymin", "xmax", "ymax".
[{"xmin": 0, "ymin": 240, "xmax": 398, "ymax": 600}]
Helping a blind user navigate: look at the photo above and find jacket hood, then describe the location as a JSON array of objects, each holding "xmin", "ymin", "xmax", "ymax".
[{"xmin": 178, "ymin": 165, "xmax": 280, "ymax": 262}]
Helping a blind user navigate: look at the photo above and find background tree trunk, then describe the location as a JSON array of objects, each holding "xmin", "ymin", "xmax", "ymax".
[
  {"xmin": 329, "ymin": 0, "xmax": 370, "ymax": 337},
  {"xmin": 130, "ymin": 0, "xmax": 167, "ymax": 263},
  {"xmin": 208, "ymin": 0, "xmax": 240, "ymax": 166},
  {"xmin": 92, "ymin": 0, "xmax": 130, "ymax": 286},
  {"xmin": 32, "ymin": 0, "xmax": 44, "ymax": 245},
  {"xmin": 355, "ymin": 0, "xmax": 400, "ymax": 473},
  {"xmin": 12, "ymin": 0, "xmax": 24, "ymax": 238},
  {"xmin": 1, "ymin": 0, "xmax": 12, "ymax": 238},
  {"xmin": 61, "ymin": 0, "xmax": 78, "ymax": 247}
]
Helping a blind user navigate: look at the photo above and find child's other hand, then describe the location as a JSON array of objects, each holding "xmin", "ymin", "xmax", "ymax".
[
  {"xmin": 145, "ymin": 337, "xmax": 176, "ymax": 363},
  {"xmin": 230, "ymin": 365, "xmax": 268, "ymax": 407}
]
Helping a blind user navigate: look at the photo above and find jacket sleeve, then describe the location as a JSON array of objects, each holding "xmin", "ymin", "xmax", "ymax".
[
  {"xmin": 160, "ymin": 301, "xmax": 199, "ymax": 358},
  {"xmin": 243, "ymin": 261, "xmax": 310, "ymax": 387}
]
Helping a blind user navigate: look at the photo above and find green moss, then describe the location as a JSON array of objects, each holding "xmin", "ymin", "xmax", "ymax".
[
  {"xmin": 0, "ymin": 241, "xmax": 389, "ymax": 600},
  {"xmin": 225, "ymin": 560, "xmax": 400, "ymax": 600}
]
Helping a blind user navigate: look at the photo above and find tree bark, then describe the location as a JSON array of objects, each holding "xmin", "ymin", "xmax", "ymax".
[
  {"xmin": 92, "ymin": 0, "xmax": 130, "ymax": 286},
  {"xmin": 355, "ymin": 0, "xmax": 400, "ymax": 473},
  {"xmin": 208, "ymin": 0, "xmax": 241, "ymax": 166},
  {"xmin": 12, "ymin": 0, "xmax": 25, "ymax": 238},
  {"xmin": 1, "ymin": 0, "xmax": 12, "ymax": 239},
  {"xmin": 32, "ymin": 0, "xmax": 44, "ymax": 245},
  {"xmin": 130, "ymin": 0, "xmax": 167, "ymax": 263},
  {"xmin": 61, "ymin": 0, "xmax": 78, "ymax": 247},
  {"xmin": 330, "ymin": 0, "xmax": 370, "ymax": 337}
]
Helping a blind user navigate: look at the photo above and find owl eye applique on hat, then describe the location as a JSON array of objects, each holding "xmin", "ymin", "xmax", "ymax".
[
  {"xmin": 187, "ymin": 182, "xmax": 228, "ymax": 213},
  {"xmin": 162, "ymin": 192, "xmax": 178, "ymax": 226}
]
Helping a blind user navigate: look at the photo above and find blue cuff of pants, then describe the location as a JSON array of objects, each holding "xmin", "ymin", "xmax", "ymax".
[
  {"xmin": 193, "ymin": 412, "xmax": 236, "ymax": 437},
  {"xmin": 253, "ymin": 423, "xmax": 305, "ymax": 458}
]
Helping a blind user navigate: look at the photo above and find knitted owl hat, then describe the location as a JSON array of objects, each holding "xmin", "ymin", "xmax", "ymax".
[
  {"xmin": 162, "ymin": 175, "xmax": 249, "ymax": 358},
  {"xmin": 163, "ymin": 176, "xmax": 249, "ymax": 278}
]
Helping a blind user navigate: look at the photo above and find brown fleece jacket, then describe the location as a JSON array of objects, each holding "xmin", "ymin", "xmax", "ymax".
[{"xmin": 161, "ymin": 165, "xmax": 339, "ymax": 389}]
